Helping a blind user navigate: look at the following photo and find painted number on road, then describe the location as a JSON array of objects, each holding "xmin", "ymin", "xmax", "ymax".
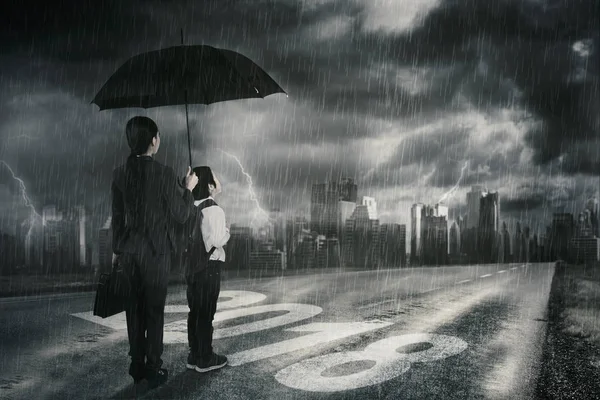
[
  {"xmin": 163, "ymin": 303, "xmax": 322, "ymax": 343},
  {"xmin": 71, "ymin": 290, "xmax": 470, "ymax": 393},
  {"xmin": 70, "ymin": 290, "xmax": 267, "ymax": 331},
  {"xmin": 275, "ymin": 333, "xmax": 469, "ymax": 392}
]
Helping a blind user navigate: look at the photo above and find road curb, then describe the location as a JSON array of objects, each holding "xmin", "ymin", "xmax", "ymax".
[{"xmin": 534, "ymin": 263, "xmax": 600, "ymax": 399}]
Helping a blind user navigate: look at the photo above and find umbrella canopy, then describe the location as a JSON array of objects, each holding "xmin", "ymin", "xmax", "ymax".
[
  {"xmin": 92, "ymin": 43, "xmax": 286, "ymax": 166},
  {"xmin": 92, "ymin": 45, "xmax": 286, "ymax": 110}
]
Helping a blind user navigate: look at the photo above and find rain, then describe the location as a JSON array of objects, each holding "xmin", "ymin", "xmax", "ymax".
[{"xmin": 0, "ymin": 0, "xmax": 599, "ymax": 399}]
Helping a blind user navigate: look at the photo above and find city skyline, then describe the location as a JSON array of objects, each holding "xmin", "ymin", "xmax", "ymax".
[
  {"xmin": 0, "ymin": 0, "xmax": 598, "ymax": 243},
  {"xmin": 2, "ymin": 176, "xmax": 596, "ymax": 270}
]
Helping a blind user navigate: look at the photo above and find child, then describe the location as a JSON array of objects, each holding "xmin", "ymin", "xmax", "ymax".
[{"xmin": 185, "ymin": 166, "xmax": 230, "ymax": 372}]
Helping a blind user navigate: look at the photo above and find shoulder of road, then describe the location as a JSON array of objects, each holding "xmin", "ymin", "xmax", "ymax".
[{"xmin": 535, "ymin": 262, "xmax": 600, "ymax": 399}]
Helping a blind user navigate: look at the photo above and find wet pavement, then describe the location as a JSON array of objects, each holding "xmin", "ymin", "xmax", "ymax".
[{"xmin": 0, "ymin": 263, "xmax": 554, "ymax": 399}]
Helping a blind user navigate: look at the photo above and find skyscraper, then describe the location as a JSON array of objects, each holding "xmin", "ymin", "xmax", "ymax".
[
  {"xmin": 449, "ymin": 221, "xmax": 460, "ymax": 256},
  {"xmin": 467, "ymin": 185, "xmax": 487, "ymax": 229},
  {"xmin": 343, "ymin": 205, "xmax": 380, "ymax": 268},
  {"xmin": 478, "ymin": 192, "xmax": 500, "ymax": 263},
  {"xmin": 379, "ymin": 224, "xmax": 406, "ymax": 267},
  {"xmin": 362, "ymin": 196, "xmax": 378, "ymax": 219},
  {"xmin": 311, "ymin": 179, "xmax": 358, "ymax": 237},
  {"xmin": 410, "ymin": 203, "xmax": 424, "ymax": 263}
]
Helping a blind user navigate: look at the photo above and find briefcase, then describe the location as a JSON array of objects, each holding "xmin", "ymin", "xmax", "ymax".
[{"xmin": 93, "ymin": 261, "xmax": 134, "ymax": 318}]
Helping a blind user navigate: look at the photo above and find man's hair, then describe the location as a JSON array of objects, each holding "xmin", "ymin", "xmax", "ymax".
[{"xmin": 192, "ymin": 166, "xmax": 216, "ymax": 200}]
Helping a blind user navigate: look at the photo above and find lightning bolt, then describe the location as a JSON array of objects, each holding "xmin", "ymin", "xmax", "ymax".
[
  {"xmin": 216, "ymin": 149, "xmax": 272, "ymax": 227},
  {"xmin": 438, "ymin": 160, "xmax": 469, "ymax": 204},
  {"xmin": 0, "ymin": 160, "xmax": 43, "ymax": 241}
]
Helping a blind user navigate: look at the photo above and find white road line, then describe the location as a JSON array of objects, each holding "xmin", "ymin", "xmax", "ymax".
[
  {"xmin": 497, "ymin": 270, "xmax": 506, "ymax": 274},
  {"xmin": 422, "ymin": 287, "xmax": 441, "ymax": 293},
  {"xmin": 480, "ymin": 274, "xmax": 492, "ymax": 278},
  {"xmin": 357, "ymin": 300, "xmax": 395, "ymax": 310},
  {"xmin": 510, "ymin": 267, "xmax": 518, "ymax": 270},
  {"xmin": 456, "ymin": 279, "xmax": 471, "ymax": 284}
]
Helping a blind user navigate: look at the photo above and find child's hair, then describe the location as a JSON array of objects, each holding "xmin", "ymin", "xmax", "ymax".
[{"xmin": 192, "ymin": 166, "xmax": 216, "ymax": 200}]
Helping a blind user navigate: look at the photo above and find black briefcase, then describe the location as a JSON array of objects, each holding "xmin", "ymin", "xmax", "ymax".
[{"xmin": 93, "ymin": 261, "xmax": 134, "ymax": 318}]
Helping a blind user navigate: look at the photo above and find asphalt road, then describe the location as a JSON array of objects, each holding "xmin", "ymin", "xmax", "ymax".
[{"xmin": 0, "ymin": 263, "xmax": 554, "ymax": 400}]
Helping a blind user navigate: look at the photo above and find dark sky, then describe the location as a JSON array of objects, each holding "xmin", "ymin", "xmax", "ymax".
[{"xmin": 0, "ymin": 0, "xmax": 598, "ymax": 242}]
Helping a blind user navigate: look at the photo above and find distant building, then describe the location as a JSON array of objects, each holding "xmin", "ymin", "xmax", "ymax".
[
  {"xmin": 410, "ymin": 203, "xmax": 424, "ymax": 263},
  {"xmin": 449, "ymin": 222, "xmax": 460, "ymax": 256},
  {"xmin": 570, "ymin": 236, "xmax": 600, "ymax": 263},
  {"xmin": 467, "ymin": 185, "xmax": 487, "ymax": 229},
  {"xmin": 249, "ymin": 241, "xmax": 285, "ymax": 270},
  {"xmin": 310, "ymin": 178, "xmax": 357, "ymax": 237},
  {"xmin": 379, "ymin": 223, "xmax": 406, "ymax": 267},
  {"xmin": 98, "ymin": 217, "xmax": 112, "ymax": 270},
  {"xmin": 549, "ymin": 213, "xmax": 575, "ymax": 261},
  {"xmin": 316, "ymin": 236, "xmax": 340, "ymax": 269},
  {"xmin": 343, "ymin": 205, "xmax": 380, "ymax": 268},
  {"xmin": 478, "ymin": 192, "xmax": 500, "ymax": 263}
]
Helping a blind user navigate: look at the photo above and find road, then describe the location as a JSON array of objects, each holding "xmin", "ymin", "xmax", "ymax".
[{"xmin": 0, "ymin": 263, "xmax": 554, "ymax": 399}]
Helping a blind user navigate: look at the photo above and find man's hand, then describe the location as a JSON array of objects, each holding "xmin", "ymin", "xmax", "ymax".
[{"xmin": 185, "ymin": 166, "xmax": 199, "ymax": 191}]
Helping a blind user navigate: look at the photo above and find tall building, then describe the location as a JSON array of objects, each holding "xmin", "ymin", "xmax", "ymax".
[
  {"xmin": 550, "ymin": 213, "xmax": 575, "ymax": 261},
  {"xmin": 478, "ymin": 192, "xmax": 500, "ymax": 263},
  {"xmin": 379, "ymin": 224, "xmax": 406, "ymax": 267},
  {"xmin": 410, "ymin": 203, "xmax": 424, "ymax": 263},
  {"xmin": 501, "ymin": 222, "xmax": 511, "ymax": 263},
  {"xmin": 449, "ymin": 221, "xmax": 460, "ymax": 256},
  {"xmin": 76, "ymin": 205, "xmax": 87, "ymax": 267},
  {"xmin": 467, "ymin": 185, "xmax": 487, "ymax": 229},
  {"xmin": 310, "ymin": 179, "xmax": 357, "ymax": 237},
  {"xmin": 362, "ymin": 196, "xmax": 378, "ymax": 220},
  {"xmin": 98, "ymin": 217, "xmax": 112, "ymax": 269},
  {"xmin": 421, "ymin": 206, "xmax": 449, "ymax": 265},
  {"xmin": 513, "ymin": 222, "xmax": 522, "ymax": 262},
  {"xmin": 338, "ymin": 200, "xmax": 357, "ymax": 249},
  {"xmin": 343, "ymin": 205, "xmax": 380, "ymax": 268},
  {"xmin": 315, "ymin": 236, "xmax": 340, "ymax": 269}
]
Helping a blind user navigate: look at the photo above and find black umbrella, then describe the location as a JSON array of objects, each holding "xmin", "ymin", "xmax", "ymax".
[{"xmin": 92, "ymin": 30, "xmax": 286, "ymax": 166}]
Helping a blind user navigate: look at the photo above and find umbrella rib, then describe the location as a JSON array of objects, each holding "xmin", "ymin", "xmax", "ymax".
[{"xmin": 216, "ymin": 51, "xmax": 265, "ymax": 99}]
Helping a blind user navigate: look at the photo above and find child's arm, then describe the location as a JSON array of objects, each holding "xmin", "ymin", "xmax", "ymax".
[{"xmin": 201, "ymin": 207, "xmax": 231, "ymax": 251}]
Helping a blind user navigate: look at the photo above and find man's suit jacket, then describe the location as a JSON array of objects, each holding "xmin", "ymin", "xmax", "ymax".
[{"xmin": 111, "ymin": 156, "xmax": 194, "ymax": 256}]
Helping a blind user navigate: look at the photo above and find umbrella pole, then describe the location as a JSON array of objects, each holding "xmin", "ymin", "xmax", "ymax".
[
  {"xmin": 185, "ymin": 91, "xmax": 192, "ymax": 168},
  {"xmin": 181, "ymin": 28, "xmax": 193, "ymax": 168}
]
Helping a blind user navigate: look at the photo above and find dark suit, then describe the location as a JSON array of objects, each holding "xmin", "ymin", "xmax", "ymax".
[{"xmin": 112, "ymin": 155, "xmax": 194, "ymax": 374}]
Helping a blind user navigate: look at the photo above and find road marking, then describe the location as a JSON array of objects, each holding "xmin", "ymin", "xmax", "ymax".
[
  {"xmin": 497, "ymin": 270, "xmax": 506, "ymax": 274},
  {"xmin": 275, "ymin": 333, "xmax": 469, "ymax": 392},
  {"xmin": 456, "ymin": 279, "xmax": 471, "ymax": 284},
  {"xmin": 228, "ymin": 321, "xmax": 392, "ymax": 366},
  {"xmin": 70, "ymin": 290, "xmax": 267, "ymax": 332},
  {"xmin": 358, "ymin": 300, "xmax": 395, "ymax": 310},
  {"xmin": 422, "ymin": 287, "xmax": 441, "ymax": 293},
  {"xmin": 510, "ymin": 267, "xmax": 518, "ymax": 270},
  {"xmin": 164, "ymin": 303, "xmax": 323, "ymax": 343},
  {"xmin": 480, "ymin": 274, "xmax": 492, "ymax": 278}
]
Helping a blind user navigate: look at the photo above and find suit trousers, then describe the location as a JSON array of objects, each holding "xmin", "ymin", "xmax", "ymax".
[
  {"xmin": 186, "ymin": 261, "xmax": 222, "ymax": 361},
  {"xmin": 122, "ymin": 245, "xmax": 171, "ymax": 372}
]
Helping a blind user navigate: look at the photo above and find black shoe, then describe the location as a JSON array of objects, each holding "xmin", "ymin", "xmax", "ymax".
[
  {"xmin": 186, "ymin": 352, "xmax": 197, "ymax": 370},
  {"xmin": 147, "ymin": 368, "xmax": 168, "ymax": 389},
  {"xmin": 129, "ymin": 362, "xmax": 146, "ymax": 384},
  {"xmin": 195, "ymin": 353, "xmax": 228, "ymax": 373}
]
